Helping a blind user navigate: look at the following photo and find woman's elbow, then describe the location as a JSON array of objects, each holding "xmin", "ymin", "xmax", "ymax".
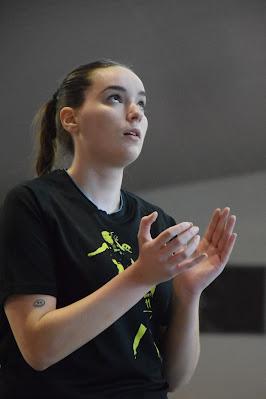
[
  {"xmin": 166, "ymin": 367, "xmax": 197, "ymax": 393},
  {"xmin": 21, "ymin": 346, "xmax": 52, "ymax": 371}
]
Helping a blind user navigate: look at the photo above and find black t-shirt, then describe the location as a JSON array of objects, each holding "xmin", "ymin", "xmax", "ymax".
[{"xmin": 0, "ymin": 169, "xmax": 176, "ymax": 399}]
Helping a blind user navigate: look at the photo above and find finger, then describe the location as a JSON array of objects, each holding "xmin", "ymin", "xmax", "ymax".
[
  {"xmin": 204, "ymin": 208, "xmax": 221, "ymax": 242},
  {"xmin": 218, "ymin": 215, "xmax": 236, "ymax": 252},
  {"xmin": 161, "ymin": 225, "xmax": 199, "ymax": 256},
  {"xmin": 178, "ymin": 225, "xmax": 200, "ymax": 245},
  {"xmin": 220, "ymin": 233, "xmax": 237, "ymax": 266},
  {"xmin": 184, "ymin": 234, "xmax": 201, "ymax": 257},
  {"xmin": 156, "ymin": 222, "xmax": 193, "ymax": 248},
  {"xmin": 137, "ymin": 211, "xmax": 158, "ymax": 245},
  {"xmin": 168, "ymin": 235, "xmax": 201, "ymax": 266},
  {"xmin": 212, "ymin": 207, "xmax": 230, "ymax": 247}
]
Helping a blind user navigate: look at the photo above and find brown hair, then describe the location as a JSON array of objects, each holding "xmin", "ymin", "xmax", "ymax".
[{"xmin": 31, "ymin": 59, "xmax": 133, "ymax": 176}]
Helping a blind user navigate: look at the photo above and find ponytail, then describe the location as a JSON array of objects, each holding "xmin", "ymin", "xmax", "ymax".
[{"xmin": 33, "ymin": 95, "xmax": 57, "ymax": 176}]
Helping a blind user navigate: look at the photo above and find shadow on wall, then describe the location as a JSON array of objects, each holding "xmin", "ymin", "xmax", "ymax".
[{"xmin": 199, "ymin": 265, "xmax": 266, "ymax": 334}]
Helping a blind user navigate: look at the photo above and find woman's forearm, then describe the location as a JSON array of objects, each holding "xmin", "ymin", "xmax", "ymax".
[
  {"xmin": 33, "ymin": 261, "xmax": 151, "ymax": 370},
  {"xmin": 160, "ymin": 293, "xmax": 201, "ymax": 392}
]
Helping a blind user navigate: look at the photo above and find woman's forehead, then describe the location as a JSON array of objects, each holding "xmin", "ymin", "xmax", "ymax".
[{"xmin": 91, "ymin": 66, "xmax": 145, "ymax": 93}]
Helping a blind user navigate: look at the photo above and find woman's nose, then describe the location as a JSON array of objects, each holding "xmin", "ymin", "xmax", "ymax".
[{"xmin": 127, "ymin": 103, "xmax": 143, "ymax": 122}]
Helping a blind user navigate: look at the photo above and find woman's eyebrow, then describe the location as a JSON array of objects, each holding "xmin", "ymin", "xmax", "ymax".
[{"xmin": 100, "ymin": 85, "xmax": 146, "ymax": 97}]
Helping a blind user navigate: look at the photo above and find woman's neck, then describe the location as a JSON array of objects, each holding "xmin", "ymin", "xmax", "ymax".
[{"xmin": 66, "ymin": 164, "xmax": 124, "ymax": 214}]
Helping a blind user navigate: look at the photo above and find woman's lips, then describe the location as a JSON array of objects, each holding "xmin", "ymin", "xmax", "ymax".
[
  {"xmin": 124, "ymin": 128, "xmax": 141, "ymax": 138},
  {"xmin": 124, "ymin": 133, "xmax": 140, "ymax": 140}
]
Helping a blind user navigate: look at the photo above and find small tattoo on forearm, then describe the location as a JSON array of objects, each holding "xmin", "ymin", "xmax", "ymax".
[{"xmin": 33, "ymin": 299, "xmax": 45, "ymax": 307}]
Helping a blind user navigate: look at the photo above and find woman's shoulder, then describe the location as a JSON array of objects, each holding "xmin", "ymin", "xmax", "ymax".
[
  {"xmin": 4, "ymin": 169, "xmax": 64, "ymax": 197},
  {"xmin": 1, "ymin": 169, "xmax": 64, "ymax": 214}
]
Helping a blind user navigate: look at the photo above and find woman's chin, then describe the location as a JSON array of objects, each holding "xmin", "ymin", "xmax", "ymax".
[{"xmin": 120, "ymin": 147, "xmax": 142, "ymax": 165}]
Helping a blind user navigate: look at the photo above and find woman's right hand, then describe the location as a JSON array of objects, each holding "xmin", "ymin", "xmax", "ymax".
[{"xmin": 134, "ymin": 211, "xmax": 207, "ymax": 286}]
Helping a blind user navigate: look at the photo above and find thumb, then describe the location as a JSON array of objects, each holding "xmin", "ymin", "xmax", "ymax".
[{"xmin": 138, "ymin": 211, "xmax": 158, "ymax": 245}]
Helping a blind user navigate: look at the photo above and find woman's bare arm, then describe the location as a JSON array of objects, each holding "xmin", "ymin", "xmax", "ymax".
[{"xmin": 4, "ymin": 261, "xmax": 151, "ymax": 371}]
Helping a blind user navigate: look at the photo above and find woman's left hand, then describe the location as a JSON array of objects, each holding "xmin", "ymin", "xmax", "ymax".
[{"xmin": 172, "ymin": 207, "xmax": 237, "ymax": 300}]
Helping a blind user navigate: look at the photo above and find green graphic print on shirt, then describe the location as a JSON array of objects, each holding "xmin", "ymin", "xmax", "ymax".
[{"xmin": 87, "ymin": 229, "xmax": 162, "ymax": 363}]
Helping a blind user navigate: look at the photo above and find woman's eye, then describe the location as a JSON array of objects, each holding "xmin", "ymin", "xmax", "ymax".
[
  {"xmin": 108, "ymin": 94, "xmax": 146, "ymax": 111},
  {"xmin": 138, "ymin": 101, "xmax": 146, "ymax": 110},
  {"xmin": 108, "ymin": 94, "xmax": 121, "ymax": 102}
]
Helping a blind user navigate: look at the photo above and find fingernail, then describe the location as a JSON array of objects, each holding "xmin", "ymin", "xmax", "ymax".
[
  {"xmin": 191, "ymin": 226, "xmax": 199, "ymax": 233},
  {"xmin": 183, "ymin": 222, "xmax": 192, "ymax": 228}
]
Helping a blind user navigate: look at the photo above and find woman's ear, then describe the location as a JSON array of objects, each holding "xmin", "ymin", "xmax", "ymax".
[{"xmin": 59, "ymin": 107, "xmax": 79, "ymax": 134}]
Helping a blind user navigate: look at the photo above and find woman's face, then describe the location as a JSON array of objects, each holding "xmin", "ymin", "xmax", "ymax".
[{"xmin": 65, "ymin": 66, "xmax": 148, "ymax": 168}]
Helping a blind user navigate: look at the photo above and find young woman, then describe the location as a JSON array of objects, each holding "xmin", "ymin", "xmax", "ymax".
[{"xmin": 0, "ymin": 59, "xmax": 237, "ymax": 399}]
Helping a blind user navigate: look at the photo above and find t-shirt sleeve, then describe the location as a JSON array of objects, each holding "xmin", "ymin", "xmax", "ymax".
[{"xmin": 0, "ymin": 184, "xmax": 57, "ymax": 307}]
